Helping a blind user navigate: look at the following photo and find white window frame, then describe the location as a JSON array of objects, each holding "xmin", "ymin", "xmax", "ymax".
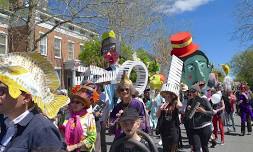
[
  {"xmin": 54, "ymin": 67, "xmax": 62, "ymax": 82},
  {"xmin": 39, "ymin": 32, "xmax": 47, "ymax": 56},
  {"xmin": 68, "ymin": 41, "xmax": 75, "ymax": 60},
  {"xmin": 54, "ymin": 36, "xmax": 62, "ymax": 59},
  {"xmin": 0, "ymin": 31, "xmax": 8, "ymax": 54}
]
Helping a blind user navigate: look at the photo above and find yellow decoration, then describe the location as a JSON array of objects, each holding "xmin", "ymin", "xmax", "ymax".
[
  {"xmin": 102, "ymin": 30, "xmax": 116, "ymax": 41},
  {"xmin": 0, "ymin": 74, "xmax": 29, "ymax": 99},
  {"xmin": 149, "ymin": 74, "xmax": 165, "ymax": 90},
  {"xmin": 221, "ymin": 64, "xmax": 230, "ymax": 75},
  {"xmin": 4, "ymin": 66, "xmax": 28, "ymax": 76},
  {"xmin": 119, "ymin": 71, "xmax": 132, "ymax": 86}
]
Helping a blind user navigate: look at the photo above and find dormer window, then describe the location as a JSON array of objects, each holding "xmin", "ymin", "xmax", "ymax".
[
  {"xmin": 68, "ymin": 25, "xmax": 74, "ymax": 31},
  {"xmin": 80, "ymin": 30, "xmax": 86, "ymax": 35}
]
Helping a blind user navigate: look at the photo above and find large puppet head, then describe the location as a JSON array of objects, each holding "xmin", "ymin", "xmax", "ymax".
[
  {"xmin": 101, "ymin": 30, "xmax": 119, "ymax": 65},
  {"xmin": 170, "ymin": 32, "xmax": 212, "ymax": 88}
]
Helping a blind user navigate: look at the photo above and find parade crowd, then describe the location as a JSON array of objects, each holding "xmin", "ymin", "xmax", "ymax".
[{"xmin": 0, "ymin": 31, "xmax": 252, "ymax": 152}]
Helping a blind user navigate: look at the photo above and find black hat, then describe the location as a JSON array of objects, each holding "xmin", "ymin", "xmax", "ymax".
[{"xmin": 119, "ymin": 107, "xmax": 139, "ymax": 121}]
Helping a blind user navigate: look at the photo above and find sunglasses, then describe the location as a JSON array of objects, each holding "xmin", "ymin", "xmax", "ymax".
[
  {"xmin": 120, "ymin": 88, "xmax": 130, "ymax": 92},
  {"xmin": 102, "ymin": 44, "xmax": 116, "ymax": 54},
  {"xmin": 0, "ymin": 87, "xmax": 7, "ymax": 96}
]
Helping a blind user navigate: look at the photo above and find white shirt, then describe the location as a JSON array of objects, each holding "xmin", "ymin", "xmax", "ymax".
[{"xmin": 0, "ymin": 110, "xmax": 30, "ymax": 152}]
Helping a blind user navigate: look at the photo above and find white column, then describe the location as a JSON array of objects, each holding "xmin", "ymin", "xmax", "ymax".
[{"xmin": 72, "ymin": 70, "xmax": 76, "ymax": 86}]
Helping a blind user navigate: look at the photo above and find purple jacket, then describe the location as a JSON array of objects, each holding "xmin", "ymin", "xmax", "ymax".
[
  {"xmin": 110, "ymin": 99, "xmax": 146, "ymax": 138},
  {"xmin": 239, "ymin": 93, "xmax": 253, "ymax": 123}
]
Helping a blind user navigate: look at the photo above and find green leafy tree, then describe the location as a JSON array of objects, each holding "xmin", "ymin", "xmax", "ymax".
[
  {"xmin": 136, "ymin": 48, "xmax": 160, "ymax": 76},
  {"xmin": 230, "ymin": 47, "xmax": 253, "ymax": 87},
  {"xmin": 0, "ymin": 0, "xmax": 9, "ymax": 9},
  {"xmin": 79, "ymin": 38, "xmax": 106, "ymax": 68},
  {"xmin": 119, "ymin": 42, "xmax": 134, "ymax": 64}
]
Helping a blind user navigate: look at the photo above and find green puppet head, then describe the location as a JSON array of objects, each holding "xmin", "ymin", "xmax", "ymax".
[
  {"xmin": 170, "ymin": 32, "xmax": 213, "ymax": 88},
  {"xmin": 181, "ymin": 51, "xmax": 213, "ymax": 87}
]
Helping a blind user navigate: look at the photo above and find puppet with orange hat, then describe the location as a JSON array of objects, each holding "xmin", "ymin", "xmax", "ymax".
[
  {"xmin": 170, "ymin": 32, "xmax": 213, "ymax": 91},
  {"xmin": 169, "ymin": 32, "xmax": 214, "ymax": 152}
]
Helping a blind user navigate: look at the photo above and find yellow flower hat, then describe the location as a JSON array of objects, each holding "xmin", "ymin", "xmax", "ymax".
[{"xmin": 0, "ymin": 52, "xmax": 70, "ymax": 119}]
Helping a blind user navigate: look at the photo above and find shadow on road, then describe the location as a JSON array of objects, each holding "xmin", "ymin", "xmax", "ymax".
[{"xmin": 225, "ymin": 132, "xmax": 241, "ymax": 136}]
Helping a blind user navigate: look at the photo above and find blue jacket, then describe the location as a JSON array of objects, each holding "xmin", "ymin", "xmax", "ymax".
[{"xmin": 0, "ymin": 110, "xmax": 65, "ymax": 152}]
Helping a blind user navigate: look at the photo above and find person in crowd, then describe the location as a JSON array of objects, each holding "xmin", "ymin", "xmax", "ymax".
[
  {"xmin": 109, "ymin": 107, "xmax": 157, "ymax": 152},
  {"xmin": 133, "ymin": 90, "xmax": 151, "ymax": 134},
  {"xmin": 110, "ymin": 72, "xmax": 146, "ymax": 139},
  {"xmin": 144, "ymin": 88, "xmax": 158, "ymax": 132},
  {"xmin": 157, "ymin": 88, "xmax": 182, "ymax": 152},
  {"xmin": 205, "ymin": 87, "xmax": 217, "ymax": 148},
  {"xmin": 235, "ymin": 86, "xmax": 241, "ymax": 114},
  {"xmin": 143, "ymin": 88, "xmax": 151, "ymax": 105},
  {"xmin": 0, "ymin": 52, "xmax": 69, "ymax": 151},
  {"xmin": 153, "ymin": 91, "xmax": 165, "ymax": 146},
  {"xmin": 239, "ymin": 83, "xmax": 253, "ymax": 136},
  {"xmin": 183, "ymin": 88, "xmax": 195, "ymax": 150},
  {"xmin": 211, "ymin": 85, "xmax": 225, "ymax": 145},
  {"xmin": 224, "ymin": 90, "xmax": 236, "ymax": 133},
  {"xmin": 187, "ymin": 87, "xmax": 215, "ymax": 152},
  {"xmin": 61, "ymin": 84, "xmax": 96, "ymax": 152},
  {"xmin": 94, "ymin": 84, "xmax": 110, "ymax": 152},
  {"xmin": 81, "ymin": 81, "xmax": 108, "ymax": 152},
  {"xmin": 178, "ymin": 83, "xmax": 189, "ymax": 148}
]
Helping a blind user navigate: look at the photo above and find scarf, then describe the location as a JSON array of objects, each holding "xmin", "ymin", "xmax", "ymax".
[{"xmin": 65, "ymin": 109, "xmax": 87, "ymax": 150}]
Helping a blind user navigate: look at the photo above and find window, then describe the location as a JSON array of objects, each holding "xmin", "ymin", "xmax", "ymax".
[
  {"xmin": 55, "ymin": 68, "xmax": 62, "ymax": 82},
  {"xmin": 68, "ymin": 42, "xmax": 74, "ymax": 60},
  {"xmin": 68, "ymin": 25, "xmax": 74, "ymax": 31},
  {"xmin": 80, "ymin": 30, "xmax": 86, "ymax": 35},
  {"xmin": 0, "ymin": 33, "xmax": 7, "ymax": 54},
  {"xmin": 54, "ymin": 37, "xmax": 61, "ymax": 58},
  {"xmin": 39, "ymin": 33, "xmax": 47, "ymax": 56}
]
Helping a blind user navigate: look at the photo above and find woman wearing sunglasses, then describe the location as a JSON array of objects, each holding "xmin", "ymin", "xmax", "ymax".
[
  {"xmin": 109, "ymin": 73, "xmax": 146, "ymax": 139},
  {"xmin": 60, "ymin": 84, "xmax": 97, "ymax": 152}
]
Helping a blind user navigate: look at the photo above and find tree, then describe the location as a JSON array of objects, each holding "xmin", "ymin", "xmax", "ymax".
[
  {"xmin": 79, "ymin": 38, "xmax": 106, "ymax": 68},
  {"xmin": 230, "ymin": 47, "xmax": 253, "ymax": 87},
  {"xmin": 1, "ymin": 0, "xmax": 164, "ymax": 53},
  {"xmin": 153, "ymin": 37, "xmax": 171, "ymax": 76},
  {"xmin": 90, "ymin": 0, "xmax": 161, "ymax": 47},
  {"xmin": 234, "ymin": 0, "xmax": 253, "ymax": 43},
  {"xmin": 136, "ymin": 48, "xmax": 159, "ymax": 76}
]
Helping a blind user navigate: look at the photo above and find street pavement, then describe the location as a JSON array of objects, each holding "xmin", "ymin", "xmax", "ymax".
[{"xmin": 106, "ymin": 114, "xmax": 253, "ymax": 152}]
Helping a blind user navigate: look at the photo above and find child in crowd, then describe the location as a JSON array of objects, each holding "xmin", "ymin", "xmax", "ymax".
[{"xmin": 109, "ymin": 107, "xmax": 157, "ymax": 152}]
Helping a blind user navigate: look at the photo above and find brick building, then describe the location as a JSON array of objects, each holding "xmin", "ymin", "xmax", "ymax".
[{"xmin": 0, "ymin": 5, "xmax": 97, "ymax": 90}]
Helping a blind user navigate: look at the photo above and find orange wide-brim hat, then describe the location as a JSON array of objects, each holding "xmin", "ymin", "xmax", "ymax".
[{"xmin": 170, "ymin": 32, "xmax": 199, "ymax": 58}]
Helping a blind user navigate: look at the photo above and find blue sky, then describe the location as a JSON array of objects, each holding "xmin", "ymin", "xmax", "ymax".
[{"xmin": 159, "ymin": 0, "xmax": 249, "ymax": 67}]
